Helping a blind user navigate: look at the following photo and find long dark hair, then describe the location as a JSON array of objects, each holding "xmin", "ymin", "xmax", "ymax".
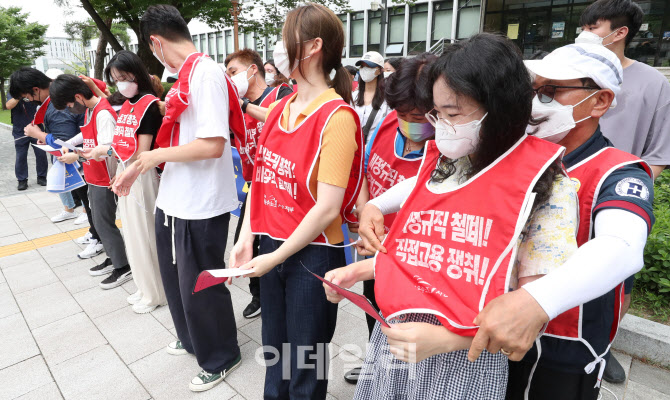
[
  {"xmin": 355, "ymin": 68, "xmax": 385, "ymax": 109},
  {"xmin": 427, "ymin": 33, "xmax": 559, "ymax": 207},
  {"xmin": 385, "ymin": 52, "xmax": 436, "ymax": 114},
  {"xmin": 104, "ymin": 50, "xmax": 157, "ymax": 97},
  {"xmin": 283, "ymin": 3, "xmax": 352, "ymax": 104}
]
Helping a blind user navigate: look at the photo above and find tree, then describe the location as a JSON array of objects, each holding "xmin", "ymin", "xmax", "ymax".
[
  {"xmin": 56, "ymin": 0, "xmax": 352, "ymax": 77},
  {"xmin": 65, "ymin": 18, "xmax": 131, "ymax": 78},
  {"xmin": 0, "ymin": 6, "xmax": 47, "ymax": 110}
]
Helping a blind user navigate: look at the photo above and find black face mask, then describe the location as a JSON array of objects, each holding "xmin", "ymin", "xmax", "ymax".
[{"xmin": 68, "ymin": 100, "xmax": 87, "ymax": 115}]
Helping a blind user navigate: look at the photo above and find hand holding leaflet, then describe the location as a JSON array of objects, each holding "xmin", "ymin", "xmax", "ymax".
[
  {"xmin": 302, "ymin": 262, "xmax": 390, "ymax": 327},
  {"xmin": 192, "ymin": 268, "xmax": 254, "ymax": 293}
]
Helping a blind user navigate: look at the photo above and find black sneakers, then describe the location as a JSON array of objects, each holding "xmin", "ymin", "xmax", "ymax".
[
  {"xmin": 603, "ymin": 353, "xmax": 626, "ymax": 384},
  {"xmin": 243, "ymin": 297, "xmax": 261, "ymax": 319},
  {"xmin": 17, "ymin": 180, "xmax": 28, "ymax": 191},
  {"xmin": 89, "ymin": 258, "xmax": 114, "ymax": 276},
  {"xmin": 37, "ymin": 176, "xmax": 47, "ymax": 186},
  {"xmin": 99, "ymin": 265, "xmax": 133, "ymax": 290}
]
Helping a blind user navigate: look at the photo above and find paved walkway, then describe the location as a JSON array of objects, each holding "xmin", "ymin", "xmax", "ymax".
[{"xmin": 1, "ymin": 125, "xmax": 670, "ymax": 399}]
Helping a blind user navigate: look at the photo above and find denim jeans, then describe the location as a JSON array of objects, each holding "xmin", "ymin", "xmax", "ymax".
[
  {"xmin": 50, "ymin": 155, "xmax": 76, "ymax": 210},
  {"xmin": 259, "ymin": 236, "xmax": 344, "ymax": 400}
]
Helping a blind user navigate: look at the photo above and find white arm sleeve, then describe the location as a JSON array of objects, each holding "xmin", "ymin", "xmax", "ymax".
[
  {"xmin": 522, "ymin": 208, "xmax": 648, "ymax": 320},
  {"xmin": 95, "ymin": 110, "xmax": 117, "ymax": 145},
  {"xmin": 367, "ymin": 175, "xmax": 417, "ymax": 215},
  {"xmin": 66, "ymin": 133, "xmax": 83, "ymax": 146}
]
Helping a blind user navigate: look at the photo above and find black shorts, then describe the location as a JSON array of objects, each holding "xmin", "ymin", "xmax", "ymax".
[{"xmin": 624, "ymin": 274, "xmax": 635, "ymax": 295}]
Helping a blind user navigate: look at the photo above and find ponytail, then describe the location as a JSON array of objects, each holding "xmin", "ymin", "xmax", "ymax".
[{"xmin": 333, "ymin": 65, "xmax": 352, "ymax": 105}]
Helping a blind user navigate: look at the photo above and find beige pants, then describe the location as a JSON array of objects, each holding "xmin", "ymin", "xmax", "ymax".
[{"xmin": 117, "ymin": 163, "xmax": 166, "ymax": 307}]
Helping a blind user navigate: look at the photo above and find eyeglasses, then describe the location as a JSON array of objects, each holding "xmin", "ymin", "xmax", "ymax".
[
  {"xmin": 533, "ymin": 85, "xmax": 600, "ymax": 104},
  {"xmin": 425, "ymin": 107, "xmax": 482, "ymax": 135}
]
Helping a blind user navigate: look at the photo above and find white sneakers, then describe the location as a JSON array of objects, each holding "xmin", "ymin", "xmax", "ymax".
[
  {"xmin": 76, "ymin": 232, "xmax": 93, "ymax": 245},
  {"xmin": 132, "ymin": 303, "xmax": 158, "ymax": 314},
  {"xmin": 127, "ymin": 291, "xmax": 142, "ymax": 305},
  {"xmin": 77, "ymin": 239, "xmax": 104, "ymax": 259},
  {"xmin": 51, "ymin": 210, "xmax": 79, "ymax": 223},
  {"xmin": 73, "ymin": 213, "xmax": 88, "ymax": 225}
]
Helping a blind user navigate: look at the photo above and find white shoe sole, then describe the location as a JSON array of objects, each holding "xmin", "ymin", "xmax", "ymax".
[
  {"xmin": 243, "ymin": 307, "xmax": 261, "ymax": 319},
  {"xmin": 189, "ymin": 359, "xmax": 241, "ymax": 392},
  {"xmin": 51, "ymin": 214, "xmax": 78, "ymax": 223},
  {"xmin": 127, "ymin": 293, "xmax": 142, "ymax": 305},
  {"xmin": 132, "ymin": 304, "xmax": 157, "ymax": 314},
  {"xmin": 166, "ymin": 345, "xmax": 188, "ymax": 356},
  {"xmin": 89, "ymin": 266, "xmax": 114, "ymax": 276},
  {"xmin": 99, "ymin": 273, "xmax": 133, "ymax": 289}
]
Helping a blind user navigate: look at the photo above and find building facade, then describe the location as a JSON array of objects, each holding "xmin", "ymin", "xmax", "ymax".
[
  {"xmin": 85, "ymin": 0, "xmax": 668, "ymax": 78},
  {"xmin": 34, "ymin": 37, "xmax": 88, "ymax": 74}
]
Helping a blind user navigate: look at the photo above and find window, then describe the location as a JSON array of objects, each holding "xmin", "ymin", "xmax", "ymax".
[
  {"xmin": 350, "ymin": 12, "xmax": 364, "ymax": 57},
  {"xmin": 225, "ymin": 30, "xmax": 233, "ymax": 55},
  {"xmin": 245, "ymin": 33, "xmax": 254, "ymax": 50},
  {"xmin": 387, "ymin": 6, "xmax": 406, "ymax": 47},
  {"xmin": 368, "ymin": 10, "xmax": 382, "ymax": 53},
  {"xmin": 199, "ymin": 34, "xmax": 206, "ymax": 53},
  {"xmin": 192, "ymin": 35, "xmax": 198, "ymax": 51},
  {"xmin": 432, "ymin": 1, "xmax": 454, "ymax": 45},
  {"xmin": 208, "ymin": 33, "xmax": 216, "ymax": 58},
  {"xmin": 409, "ymin": 4, "xmax": 429, "ymax": 54},
  {"xmin": 216, "ymin": 32, "xmax": 224, "ymax": 63},
  {"xmin": 457, "ymin": 0, "xmax": 481, "ymax": 39}
]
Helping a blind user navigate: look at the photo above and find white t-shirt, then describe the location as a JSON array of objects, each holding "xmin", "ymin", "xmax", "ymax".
[
  {"xmin": 155, "ymin": 55, "xmax": 238, "ymax": 220},
  {"xmin": 352, "ymin": 90, "xmax": 389, "ymax": 139}
]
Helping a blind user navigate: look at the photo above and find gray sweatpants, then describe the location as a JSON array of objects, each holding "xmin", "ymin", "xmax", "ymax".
[{"xmin": 88, "ymin": 184, "xmax": 128, "ymax": 269}]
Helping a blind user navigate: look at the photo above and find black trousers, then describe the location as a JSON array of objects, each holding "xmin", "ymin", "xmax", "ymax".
[
  {"xmin": 13, "ymin": 133, "xmax": 47, "ymax": 181},
  {"xmin": 363, "ymin": 279, "xmax": 378, "ymax": 338},
  {"xmin": 506, "ymin": 360, "xmax": 600, "ymax": 400},
  {"xmin": 155, "ymin": 207, "xmax": 240, "ymax": 373},
  {"xmin": 233, "ymin": 190, "xmax": 260, "ymax": 299}
]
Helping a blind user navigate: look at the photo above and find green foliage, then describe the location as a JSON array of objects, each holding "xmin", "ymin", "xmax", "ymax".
[
  {"xmin": 0, "ymin": 6, "xmax": 48, "ymax": 76},
  {"xmin": 636, "ymin": 170, "xmax": 670, "ymax": 306},
  {"xmin": 160, "ymin": 82, "xmax": 173, "ymax": 101}
]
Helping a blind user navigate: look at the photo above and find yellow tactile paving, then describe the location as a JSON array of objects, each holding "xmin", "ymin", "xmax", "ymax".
[{"xmin": 0, "ymin": 220, "xmax": 122, "ymax": 259}]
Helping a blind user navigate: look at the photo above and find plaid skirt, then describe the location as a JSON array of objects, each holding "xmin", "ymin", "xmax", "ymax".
[{"xmin": 353, "ymin": 314, "xmax": 508, "ymax": 400}]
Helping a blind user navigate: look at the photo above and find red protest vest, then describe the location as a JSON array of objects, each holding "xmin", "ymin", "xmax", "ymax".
[
  {"xmin": 237, "ymin": 84, "xmax": 289, "ymax": 182},
  {"xmin": 81, "ymin": 98, "xmax": 118, "ymax": 187},
  {"xmin": 543, "ymin": 147, "xmax": 652, "ymax": 380},
  {"xmin": 366, "ymin": 110, "xmax": 423, "ymax": 232},
  {"xmin": 375, "ymin": 137, "xmax": 564, "ymax": 336},
  {"xmin": 155, "ymin": 53, "xmax": 246, "ymax": 150},
  {"xmin": 32, "ymin": 96, "xmax": 51, "ymax": 125},
  {"xmin": 250, "ymin": 93, "xmax": 364, "ymax": 244},
  {"xmin": 112, "ymin": 94, "xmax": 159, "ymax": 162}
]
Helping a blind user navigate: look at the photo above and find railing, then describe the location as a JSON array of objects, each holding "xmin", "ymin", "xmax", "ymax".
[{"xmin": 429, "ymin": 38, "xmax": 446, "ymax": 56}]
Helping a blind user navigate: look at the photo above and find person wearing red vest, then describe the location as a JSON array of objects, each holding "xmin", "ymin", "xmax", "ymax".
[
  {"xmin": 224, "ymin": 49, "xmax": 294, "ymax": 320},
  {"xmin": 48, "ymin": 75, "xmax": 133, "ymax": 291},
  {"xmin": 325, "ymin": 33, "xmax": 579, "ymax": 399},
  {"xmin": 113, "ymin": 5, "xmax": 243, "ymax": 393},
  {"xmin": 82, "ymin": 50, "xmax": 166, "ymax": 314},
  {"xmin": 343, "ymin": 53, "xmax": 438, "ymax": 385},
  {"xmin": 228, "ymin": 4, "xmax": 363, "ymax": 399},
  {"xmin": 498, "ymin": 44, "xmax": 654, "ymax": 400}
]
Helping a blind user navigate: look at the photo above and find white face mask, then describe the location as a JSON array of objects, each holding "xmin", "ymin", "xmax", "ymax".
[
  {"xmin": 231, "ymin": 65, "xmax": 252, "ymax": 97},
  {"xmin": 383, "ymin": 71, "xmax": 393, "ymax": 78},
  {"xmin": 529, "ymin": 91, "xmax": 598, "ymax": 143},
  {"xmin": 575, "ymin": 29, "xmax": 619, "ymax": 47},
  {"xmin": 116, "ymin": 81, "xmax": 139, "ymax": 98},
  {"xmin": 152, "ymin": 37, "xmax": 178, "ymax": 74},
  {"xmin": 273, "ymin": 41, "xmax": 312, "ymax": 79},
  {"xmin": 427, "ymin": 109, "xmax": 488, "ymax": 160},
  {"xmin": 265, "ymin": 72, "xmax": 275, "ymax": 85},
  {"xmin": 359, "ymin": 67, "xmax": 378, "ymax": 83}
]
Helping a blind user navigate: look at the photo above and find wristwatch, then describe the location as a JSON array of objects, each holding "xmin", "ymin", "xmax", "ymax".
[
  {"xmin": 107, "ymin": 146, "xmax": 113, "ymax": 157},
  {"xmin": 242, "ymin": 98, "xmax": 250, "ymax": 113}
]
